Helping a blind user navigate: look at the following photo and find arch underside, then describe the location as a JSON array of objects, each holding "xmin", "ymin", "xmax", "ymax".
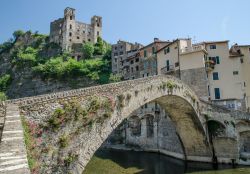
[{"xmin": 155, "ymin": 95, "xmax": 211, "ymax": 159}]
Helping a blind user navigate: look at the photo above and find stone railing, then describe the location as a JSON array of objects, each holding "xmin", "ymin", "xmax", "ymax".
[{"xmin": 0, "ymin": 101, "xmax": 6, "ymax": 142}]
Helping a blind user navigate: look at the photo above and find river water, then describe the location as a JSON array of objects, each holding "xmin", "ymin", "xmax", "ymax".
[{"xmin": 84, "ymin": 149, "xmax": 247, "ymax": 174}]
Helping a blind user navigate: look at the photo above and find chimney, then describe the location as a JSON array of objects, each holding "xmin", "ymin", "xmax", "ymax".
[{"xmin": 154, "ymin": 38, "xmax": 159, "ymax": 42}]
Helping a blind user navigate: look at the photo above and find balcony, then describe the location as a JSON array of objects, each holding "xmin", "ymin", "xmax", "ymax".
[
  {"xmin": 205, "ymin": 60, "xmax": 215, "ymax": 72},
  {"xmin": 161, "ymin": 65, "xmax": 175, "ymax": 75}
]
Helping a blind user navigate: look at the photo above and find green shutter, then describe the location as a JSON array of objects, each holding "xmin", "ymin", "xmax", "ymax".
[{"xmin": 216, "ymin": 56, "xmax": 220, "ymax": 64}]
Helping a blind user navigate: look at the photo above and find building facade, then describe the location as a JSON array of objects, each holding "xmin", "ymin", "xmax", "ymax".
[
  {"xmin": 157, "ymin": 39, "xmax": 248, "ymax": 111},
  {"xmin": 50, "ymin": 7, "xmax": 102, "ymax": 57},
  {"xmin": 111, "ymin": 40, "xmax": 143, "ymax": 80}
]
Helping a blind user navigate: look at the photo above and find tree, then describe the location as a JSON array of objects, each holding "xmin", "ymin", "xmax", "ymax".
[
  {"xmin": 109, "ymin": 73, "xmax": 122, "ymax": 83},
  {"xmin": 94, "ymin": 37, "xmax": 106, "ymax": 55},
  {"xmin": 13, "ymin": 30, "xmax": 25, "ymax": 40},
  {"xmin": 82, "ymin": 42, "xmax": 94, "ymax": 59}
]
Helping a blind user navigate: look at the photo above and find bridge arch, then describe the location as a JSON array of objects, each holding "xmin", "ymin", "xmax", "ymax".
[{"xmin": 11, "ymin": 75, "xmax": 212, "ymax": 173}]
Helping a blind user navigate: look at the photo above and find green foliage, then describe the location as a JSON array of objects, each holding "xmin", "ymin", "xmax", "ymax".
[
  {"xmin": 13, "ymin": 46, "xmax": 39, "ymax": 67},
  {"xmin": 33, "ymin": 57, "xmax": 108, "ymax": 80},
  {"xmin": 166, "ymin": 81, "xmax": 176, "ymax": 90},
  {"xmin": 0, "ymin": 39, "xmax": 13, "ymax": 53},
  {"xmin": 0, "ymin": 74, "xmax": 12, "ymax": 92},
  {"xmin": 59, "ymin": 134, "xmax": 69, "ymax": 148},
  {"xmin": 82, "ymin": 42, "xmax": 94, "ymax": 58},
  {"xmin": 88, "ymin": 96, "xmax": 101, "ymax": 113},
  {"xmin": 109, "ymin": 73, "xmax": 121, "ymax": 83},
  {"xmin": 21, "ymin": 117, "xmax": 39, "ymax": 171},
  {"xmin": 94, "ymin": 37, "xmax": 106, "ymax": 55},
  {"xmin": 48, "ymin": 108, "xmax": 65, "ymax": 130},
  {"xmin": 64, "ymin": 153, "xmax": 78, "ymax": 167},
  {"xmin": 117, "ymin": 94, "xmax": 125, "ymax": 108},
  {"xmin": 13, "ymin": 30, "xmax": 25, "ymax": 40},
  {"xmin": 0, "ymin": 92, "xmax": 7, "ymax": 101}
]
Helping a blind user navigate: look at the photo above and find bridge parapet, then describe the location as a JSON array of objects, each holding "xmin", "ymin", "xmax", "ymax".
[{"xmin": 6, "ymin": 75, "xmax": 197, "ymax": 107}]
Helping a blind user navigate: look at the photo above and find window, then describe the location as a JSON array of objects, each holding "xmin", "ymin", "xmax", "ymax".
[
  {"xmin": 208, "ymin": 85, "xmax": 210, "ymax": 96},
  {"xmin": 130, "ymin": 60, "xmax": 134, "ymax": 64},
  {"xmin": 70, "ymin": 16, "xmax": 73, "ymax": 20},
  {"xmin": 114, "ymin": 53, "xmax": 118, "ymax": 56},
  {"xmin": 144, "ymin": 50, "xmax": 147, "ymax": 57},
  {"xmin": 215, "ymin": 56, "xmax": 220, "ymax": 64},
  {"xmin": 114, "ymin": 58, "xmax": 117, "ymax": 62},
  {"xmin": 77, "ymin": 55, "xmax": 81, "ymax": 61},
  {"xmin": 70, "ymin": 24, "xmax": 72, "ymax": 29},
  {"xmin": 244, "ymin": 82, "xmax": 246, "ymax": 87},
  {"xmin": 119, "ymin": 51, "xmax": 123, "ymax": 55},
  {"xmin": 97, "ymin": 31, "xmax": 99, "ymax": 36},
  {"xmin": 164, "ymin": 47, "xmax": 170, "ymax": 54},
  {"xmin": 152, "ymin": 47, "xmax": 155, "ymax": 54},
  {"xmin": 240, "ymin": 58, "xmax": 244, "ymax": 64},
  {"xmin": 131, "ymin": 67, "xmax": 134, "ymax": 73},
  {"xmin": 88, "ymin": 39, "xmax": 91, "ymax": 42},
  {"xmin": 69, "ymin": 32, "xmax": 72, "ymax": 37},
  {"xmin": 136, "ymin": 58, "xmax": 139, "ymax": 62},
  {"xmin": 213, "ymin": 72, "xmax": 219, "ymax": 80},
  {"xmin": 114, "ymin": 47, "xmax": 117, "ymax": 50},
  {"xmin": 210, "ymin": 45, "xmax": 216, "ymax": 49},
  {"xmin": 233, "ymin": 71, "xmax": 239, "ymax": 75},
  {"xmin": 214, "ymin": 88, "xmax": 221, "ymax": 99},
  {"xmin": 175, "ymin": 62, "xmax": 179, "ymax": 67},
  {"xmin": 77, "ymin": 36, "xmax": 80, "ymax": 39},
  {"xmin": 136, "ymin": 66, "xmax": 139, "ymax": 71}
]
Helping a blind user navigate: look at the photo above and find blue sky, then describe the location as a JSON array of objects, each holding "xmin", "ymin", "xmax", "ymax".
[{"xmin": 1, "ymin": 0, "xmax": 250, "ymax": 45}]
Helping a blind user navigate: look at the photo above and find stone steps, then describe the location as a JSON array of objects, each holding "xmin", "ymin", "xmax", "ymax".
[{"xmin": 0, "ymin": 104, "xmax": 30, "ymax": 174}]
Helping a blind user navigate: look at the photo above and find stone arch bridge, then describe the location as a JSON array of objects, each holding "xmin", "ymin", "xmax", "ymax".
[{"xmin": 0, "ymin": 75, "xmax": 249, "ymax": 174}]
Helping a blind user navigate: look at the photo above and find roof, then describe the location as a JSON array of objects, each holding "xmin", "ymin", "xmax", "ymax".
[
  {"xmin": 156, "ymin": 38, "xmax": 191, "ymax": 53},
  {"xmin": 180, "ymin": 49, "xmax": 208, "ymax": 55},
  {"xmin": 195, "ymin": 40, "xmax": 229, "ymax": 45},
  {"xmin": 139, "ymin": 40, "xmax": 170, "ymax": 51},
  {"xmin": 238, "ymin": 45, "xmax": 250, "ymax": 47}
]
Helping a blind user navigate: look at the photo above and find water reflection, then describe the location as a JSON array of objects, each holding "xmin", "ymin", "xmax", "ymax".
[{"xmin": 89, "ymin": 149, "xmax": 241, "ymax": 174}]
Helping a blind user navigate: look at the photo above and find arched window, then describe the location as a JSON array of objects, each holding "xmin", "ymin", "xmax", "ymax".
[
  {"xmin": 128, "ymin": 116, "xmax": 141, "ymax": 136},
  {"xmin": 70, "ymin": 24, "xmax": 72, "ymax": 29},
  {"xmin": 146, "ymin": 115, "xmax": 154, "ymax": 138},
  {"xmin": 69, "ymin": 32, "xmax": 72, "ymax": 37}
]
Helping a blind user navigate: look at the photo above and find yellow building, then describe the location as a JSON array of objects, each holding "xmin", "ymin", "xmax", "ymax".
[{"xmin": 157, "ymin": 39, "xmax": 248, "ymax": 111}]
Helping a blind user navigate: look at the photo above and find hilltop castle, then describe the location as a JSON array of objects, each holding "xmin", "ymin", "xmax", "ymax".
[{"xmin": 49, "ymin": 7, "xmax": 102, "ymax": 57}]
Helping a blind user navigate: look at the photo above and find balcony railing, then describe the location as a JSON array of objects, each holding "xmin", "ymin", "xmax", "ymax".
[
  {"xmin": 205, "ymin": 60, "xmax": 215, "ymax": 72},
  {"xmin": 161, "ymin": 65, "xmax": 175, "ymax": 75}
]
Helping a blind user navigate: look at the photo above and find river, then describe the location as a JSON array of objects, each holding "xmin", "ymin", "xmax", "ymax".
[{"xmin": 84, "ymin": 149, "xmax": 250, "ymax": 174}]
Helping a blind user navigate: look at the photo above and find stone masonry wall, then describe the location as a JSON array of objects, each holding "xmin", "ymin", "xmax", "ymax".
[{"xmin": 181, "ymin": 67, "xmax": 209, "ymax": 100}]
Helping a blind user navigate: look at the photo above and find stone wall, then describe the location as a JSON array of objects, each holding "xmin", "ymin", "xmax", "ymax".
[{"xmin": 181, "ymin": 67, "xmax": 209, "ymax": 99}]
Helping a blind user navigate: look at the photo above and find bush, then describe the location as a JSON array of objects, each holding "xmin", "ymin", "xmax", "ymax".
[
  {"xmin": 13, "ymin": 30, "xmax": 25, "ymax": 40},
  {"xmin": 0, "ymin": 74, "xmax": 12, "ymax": 92},
  {"xmin": 59, "ymin": 134, "xmax": 69, "ymax": 148},
  {"xmin": 0, "ymin": 92, "xmax": 7, "ymax": 101},
  {"xmin": 82, "ymin": 42, "xmax": 94, "ymax": 58},
  {"xmin": 109, "ymin": 73, "xmax": 121, "ymax": 83}
]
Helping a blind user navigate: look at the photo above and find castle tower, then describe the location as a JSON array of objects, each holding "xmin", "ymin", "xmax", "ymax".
[
  {"xmin": 91, "ymin": 16, "xmax": 102, "ymax": 43},
  {"xmin": 63, "ymin": 7, "xmax": 76, "ymax": 51}
]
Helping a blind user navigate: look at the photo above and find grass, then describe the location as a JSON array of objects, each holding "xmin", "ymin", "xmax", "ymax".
[
  {"xmin": 84, "ymin": 155, "xmax": 143, "ymax": 174},
  {"xmin": 188, "ymin": 168, "xmax": 250, "ymax": 174},
  {"xmin": 21, "ymin": 116, "xmax": 39, "ymax": 172}
]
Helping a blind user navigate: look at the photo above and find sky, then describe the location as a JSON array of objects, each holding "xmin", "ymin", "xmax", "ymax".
[{"xmin": 1, "ymin": 0, "xmax": 250, "ymax": 46}]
